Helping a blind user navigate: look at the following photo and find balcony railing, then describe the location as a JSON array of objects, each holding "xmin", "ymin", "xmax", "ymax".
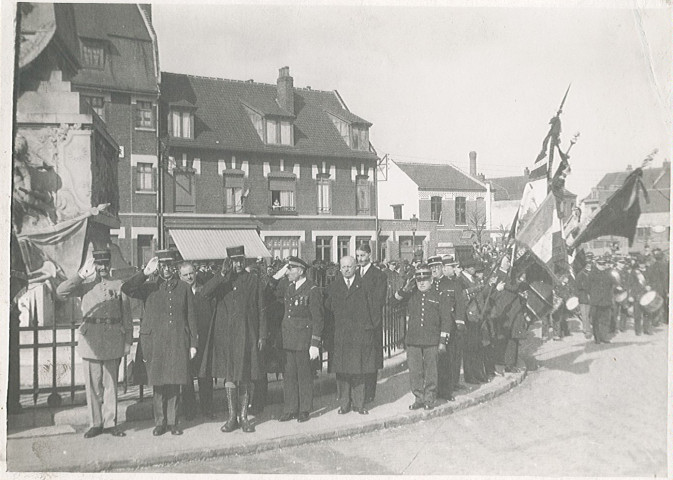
[{"xmin": 269, "ymin": 205, "xmax": 297, "ymax": 215}]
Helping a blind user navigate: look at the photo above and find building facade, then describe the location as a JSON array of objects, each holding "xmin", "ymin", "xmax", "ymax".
[{"xmin": 159, "ymin": 67, "xmax": 378, "ymax": 263}]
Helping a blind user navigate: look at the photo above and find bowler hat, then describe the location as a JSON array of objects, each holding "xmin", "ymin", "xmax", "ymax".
[
  {"xmin": 92, "ymin": 249, "xmax": 111, "ymax": 264},
  {"xmin": 156, "ymin": 249, "xmax": 178, "ymax": 263},
  {"xmin": 287, "ymin": 256, "xmax": 309, "ymax": 270},
  {"xmin": 226, "ymin": 245, "xmax": 246, "ymax": 259},
  {"xmin": 427, "ymin": 255, "xmax": 443, "ymax": 267}
]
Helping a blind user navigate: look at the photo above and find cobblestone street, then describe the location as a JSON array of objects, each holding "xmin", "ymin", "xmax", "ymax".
[{"xmin": 130, "ymin": 325, "xmax": 668, "ymax": 475}]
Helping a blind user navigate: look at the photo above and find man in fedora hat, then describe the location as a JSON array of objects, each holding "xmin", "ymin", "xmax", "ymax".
[
  {"xmin": 57, "ymin": 248, "xmax": 133, "ymax": 438},
  {"xmin": 122, "ymin": 249, "xmax": 197, "ymax": 436},
  {"xmin": 200, "ymin": 245, "xmax": 266, "ymax": 433}
]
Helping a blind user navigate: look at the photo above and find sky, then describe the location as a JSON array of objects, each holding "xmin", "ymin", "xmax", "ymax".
[{"xmin": 152, "ymin": 1, "xmax": 672, "ymax": 199}]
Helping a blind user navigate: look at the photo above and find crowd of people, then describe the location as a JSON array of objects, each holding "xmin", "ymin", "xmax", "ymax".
[{"xmin": 58, "ymin": 241, "xmax": 668, "ymax": 440}]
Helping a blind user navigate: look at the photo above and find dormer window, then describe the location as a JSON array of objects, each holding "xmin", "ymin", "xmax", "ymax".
[
  {"xmin": 352, "ymin": 125, "xmax": 369, "ymax": 151},
  {"xmin": 245, "ymin": 106, "xmax": 293, "ymax": 146},
  {"xmin": 169, "ymin": 109, "xmax": 194, "ymax": 139},
  {"xmin": 80, "ymin": 39, "xmax": 105, "ymax": 69},
  {"xmin": 329, "ymin": 114, "xmax": 370, "ymax": 151}
]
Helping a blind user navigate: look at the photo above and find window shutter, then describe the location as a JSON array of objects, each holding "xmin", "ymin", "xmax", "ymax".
[
  {"xmin": 190, "ymin": 113, "xmax": 195, "ymax": 139},
  {"xmin": 134, "ymin": 103, "xmax": 140, "ymax": 128}
]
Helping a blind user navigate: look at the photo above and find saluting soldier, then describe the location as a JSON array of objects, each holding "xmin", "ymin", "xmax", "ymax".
[
  {"xmin": 200, "ymin": 246, "xmax": 267, "ymax": 433},
  {"xmin": 121, "ymin": 249, "xmax": 198, "ymax": 436},
  {"xmin": 428, "ymin": 255, "xmax": 458, "ymax": 401},
  {"xmin": 57, "ymin": 249, "xmax": 132, "ymax": 438},
  {"xmin": 277, "ymin": 257, "xmax": 324, "ymax": 423},
  {"xmin": 392, "ymin": 264, "xmax": 453, "ymax": 410}
]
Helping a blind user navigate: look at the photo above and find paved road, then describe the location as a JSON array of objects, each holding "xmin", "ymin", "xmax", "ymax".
[{"xmin": 126, "ymin": 325, "xmax": 668, "ymax": 476}]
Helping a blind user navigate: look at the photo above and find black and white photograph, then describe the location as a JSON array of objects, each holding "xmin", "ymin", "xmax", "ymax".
[{"xmin": 2, "ymin": 0, "xmax": 671, "ymax": 476}]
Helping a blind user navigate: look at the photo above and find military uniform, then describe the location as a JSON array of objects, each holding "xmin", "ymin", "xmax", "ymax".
[
  {"xmin": 432, "ymin": 274, "xmax": 460, "ymax": 399},
  {"xmin": 280, "ymin": 259, "xmax": 324, "ymax": 418},
  {"xmin": 56, "ymin": 251, "xmax": 132, "ymax": 435},
  {"xmin": 587, "ymin": 264, "xmax": 616, "ymax": 343},
  {"xmin": 460, "ymin": 270, "xmax": 487, "ymax": 383}
]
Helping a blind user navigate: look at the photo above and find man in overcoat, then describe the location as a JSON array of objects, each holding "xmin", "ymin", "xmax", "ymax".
[
  {"xmin": 459, "ymin": 258, "xmax": 488, "ymax": 384},
  {"xmin": 324, "ymin": 255, "xmax": 376, "ymax": 415},
  {"xmin": 356, "ymin": 244, "xmax": 387, "ymax": 404},
  {"xmin": 276, "ymin": 257, "xmax": 324, "ymax": 423},
  {"xmin": 57, "ymin": 249, "xmax": 132, "ymax": 438},
  {"xmin": 646, "ymin": 248, "xmax": 669, "ymax": 325},
  {"xmin": 442, "ymin": 255, "xmax": 467, "ymax": 392},
  {"xmin": 200, "ymin": 246, "xmax": 266, "ymax": 433},
  {"xmin": 121, "ymin": 249, "xmax": 197, "ymax": 436},
  {"xmin": 587, "ymin": 257, "xmax": 618, "ymax": 344},
  {"xmin": 178, "ymin": 261, "xmax": 214, "ymax": 419}
]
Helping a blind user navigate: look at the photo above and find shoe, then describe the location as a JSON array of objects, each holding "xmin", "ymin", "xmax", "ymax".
[
  {"xmin": 279, "ymin": 412, "xmax": 298, "ymax": 422},
  {"xmin": 221, "ymin": 385, "xmax": 239, "ymax": 432},
  {"xmin": 355, "ymin": 408, "xmax": 369, "ymax": 415},
  {"xmin": 84, "ymin": 426, "xmax": 103, "ymax": 438},
  {"xmin": 424, "ymin": 402, "xmax": 436, "ymax": 410},
  {"xmin": 446, "ymin": 395, "xmax": 456, "ymax": 402},
  {"xmin": 103, "ymin": 427, "xmax": 126, "ymax": 437},
  {"xmin": 337, "ymin": 405, "xmax": 351, "ymax": 415},
  {"xmin": 152, "ymin": 425, "xmax": 167, "ymax": 436},
  {"xmin": 297, "ymin": 412, "xmax": 310, "ymax": 423},
  {"xmin": 409, "ymin": 401, "xmax": 424, "ymax": 410},
  {"xmin": 170, "ymin": 426, "xmax": 183, "ymax": 435}
]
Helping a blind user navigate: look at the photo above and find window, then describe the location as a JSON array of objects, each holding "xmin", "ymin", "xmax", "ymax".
[
  {"xmin": 356, "ymin": 178, "xmax": 371, "ymax": 215},
  {"xmin": 82, "ymin": 96, "xmax": 105, "ymax": 120},
  {"xmin": 81, "ymin": 39, "xmax": 105, "ymax": 69},
  {"xmin": 392, "ymin": 204, "xmax": 402, "ymax": 220},
  {"xmin": 352, "ymin": 125, "xmax": 369, "ymax": 151},
  {"xmin": 271, "ymin": 190, "xmax": 295, "ymax": 211},
  {"xmin": 174, "ymin": 172, "xmax": 195, "ymax": 212},
  {"xmin": 136, "ymin": 101, "xmax": 155, "ymax": 129},
  {"xmin": 280, "ymin": 121, "xmax": 292, "ymax": 145},
  {"xmin": 316, "ymin": 237, "xmax": 332, "ymax": 262},
  {"xmin": 225, "ymin": 188, "xmax": 243, "ymax": 213},
  {"xmin": 266, "ymin": 236, "xmax": 299, "ymax": 260},
  {"xmin": 430, "ymin": 196, "xmax": 442, "ymax": 222},
  {"xmin": 356, "ymin": 237, "xmax": 370, "ymax": 251},
  {"xmin": 136, "ymin": 163, "xmax": 154, "ymax": 191},
  {"xmin": 246, "ymin": 108, "xmax": 264, "ymax": 140},
  {"xmin": 455, "ymin": 196, "xmax": 466, "ymax": 225},
  {"xmin": 317, "ymin": 178, "xmax": 331, "ymax": 214},
  {"xmin": 170, "ymin": 109, "xmax": 193, "ymax": 139},
  {"xmin": 264, "ymin": 119, "xmax": 292, "ymax": 145},
  {"xmin": 266, "ymin": 119, "xmax": 278, "ymax": 144},
  {"xmin": 330, "ymin": 116, "xmax": 351, "ymax": 147},
  {"xmin": 337, "ymin": 237, "xmax": 350, "ymax": 259},
  {"xmin": 137, "ymin": 235, "xmax": 154, "ymax": 268}
]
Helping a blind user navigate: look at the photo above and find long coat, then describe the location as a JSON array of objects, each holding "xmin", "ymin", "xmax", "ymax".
[
  {"xmin": 200, "ymin": 270, "xmax": 267, "ymax": 382},
  {"xmin": 57, "ymin": 275, "xmax": 132, "ymax": 361},
  {"xmin": 191, "ymin": 284, "xmax": 213, "ymax": 376},
  {"xmin": 358, "ymin": 264, "xmax": 387, "ymax": 369},
  {"xmin": 121, "ymin": 273, "xmax": 197, "ymax": 386},
  {"xmin": 324, "ymin": 274, "xmax": 376, "ymax": 375}
]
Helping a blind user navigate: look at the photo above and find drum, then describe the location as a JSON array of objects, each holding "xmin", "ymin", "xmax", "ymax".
[
  {"xmin": 639, "ymin": 291, "xmax": 663, "ymax": 314},
  {"xmin": 565, "ymin": 296, "xmax": 580, "ymax": 312}
]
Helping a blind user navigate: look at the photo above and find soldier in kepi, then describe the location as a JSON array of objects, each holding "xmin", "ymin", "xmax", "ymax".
[
  {"xmin": 122, "ymin": 249, "xmax": 198, "ymax": 436},
  {"xmin": 57, "ymin": 249, "xmax": 132, "ymax": 438}
]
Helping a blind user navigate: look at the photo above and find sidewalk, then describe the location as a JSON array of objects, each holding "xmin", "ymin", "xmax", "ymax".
[{"xmin": 6, "ymin": 351, "xmax": 527, "ymax": 473}]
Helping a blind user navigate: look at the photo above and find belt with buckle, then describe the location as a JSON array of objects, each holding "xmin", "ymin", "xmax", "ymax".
[{"xmin": 84, "ymin": 317, "xmax": 121, "ymax": 325}]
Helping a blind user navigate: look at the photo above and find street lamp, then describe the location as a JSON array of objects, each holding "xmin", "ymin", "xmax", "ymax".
[{"xmin": 410, "ymin": 214, "xmax": 418, "ymax": 260}]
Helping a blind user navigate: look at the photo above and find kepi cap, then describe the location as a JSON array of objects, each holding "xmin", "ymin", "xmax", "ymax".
[
  {"xmin": 287, "ymin": 256, "xmax": 309, "ymax": 270},
  {"xmin": 156, "ymin": 249, "xmax": 179, "ymax": 263},
  {"xmin": 92, "ymin": 249, "xmax": 111, "ymax": 264},
  {"xmin": 226, "ymin": 245, "xmax": 246, "ymax": 259},
  {"xmin": 427, "ymin": 255, "xmax": 443, "ymax": 267},
  {"xmin": 414, "ymin": 264, "xmax": 432, "ymax": 280},
  {"xmin": 441, "ymin": 255, "xmax": 458, "ymax": 266}
]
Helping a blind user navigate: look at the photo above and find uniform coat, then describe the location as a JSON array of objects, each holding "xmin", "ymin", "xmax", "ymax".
[
  {"xmin": 392, "ymin": 288, "xmax": 453, "ymax": 346},
  {"xmin": 200, "ymin": 270, "xmax": 267, "ymax": 382},
  {"xmin": 57, "ymin": 276, "xmax": 132, "ymax": 361},
  {"xmin": 324, "ymin": 274, "xmax": 376, "ymax": 375},
  {"xmin": 121, "ymin": 272, "xmax": 197, "ymax": 386},
  {"xmin": 281, "ymin": 278, "xmax": 324, "ymax": 351}
]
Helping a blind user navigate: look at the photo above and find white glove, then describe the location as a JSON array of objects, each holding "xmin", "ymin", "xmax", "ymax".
[
  {"xmin": 190, "ymin": 347, "xmax": 197, "ymax": 359},
  {"xmin": 143, "ymin": 257, "xmax": 159, "ymax": 276},
  {"xmin": 273, "ymin": 264, "xmax": 289, "ymax": 280},
  {"xmin": 496, "ymin": 281, "xmax": 506, "ymax": 292},
  {"xmin": 78, "ymin": 257, "xmax": 96, "ymax": 279},
  {"xmin": 309, "ymin": 346, "xmax": 320, "ymax": 361}
]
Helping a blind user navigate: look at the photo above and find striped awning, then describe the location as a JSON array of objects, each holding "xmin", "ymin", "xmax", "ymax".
[{"xmin": 169, "ymin": 229, "xmax": 271, "ymax": 260}]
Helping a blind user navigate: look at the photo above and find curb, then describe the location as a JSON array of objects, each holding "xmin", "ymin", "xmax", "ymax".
[{"xmin": 42, "ymin": 363, "xmax": 526, "ymax": 472}]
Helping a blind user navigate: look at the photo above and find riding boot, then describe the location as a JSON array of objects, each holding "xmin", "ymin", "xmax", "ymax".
[
  {"xmin": 221, "ymin": 385, "xmax": 239, "ymax": 432},
  {"xmin": 239, "ymin": 384, "xmax": 255, "ymax": 433}
]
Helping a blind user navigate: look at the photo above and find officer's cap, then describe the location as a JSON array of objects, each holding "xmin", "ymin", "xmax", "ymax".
[
  {"xmin": 414, "ymin": 264, "xmax": 432, "ymax": 280},
  {"xmin": 427, "ymin": 255, "xmax": 443, "ymax": 267},
  {"xmin": 287, "ymin": 256, "xmax": 309, "ymax": 270},
  {"xmin": 442, "ymin": 255, "xmax": 458, "ymax": 266},
  {"xmin": 156, "ymin": 249, "xmax": 179, "ymax": 263},
  {"xmin": 92, "ymin": 249, "xmax": 111, "ymax": 264},
  {"xmin": 226, "ymin": 245, "xmax": 246, "ymax": 259}
]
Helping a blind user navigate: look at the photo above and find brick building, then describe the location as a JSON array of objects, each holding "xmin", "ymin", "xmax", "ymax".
[
  {"xmin": 159, "ymin": 67, "xmax": 379, "ymax": 262},
  {"xmin": 68, "ymin": 3, "xmax": 160, "ymax": 268},
  {"xmin": 581, "ymin": 161, "xmax": 670, "ymax": 255}
]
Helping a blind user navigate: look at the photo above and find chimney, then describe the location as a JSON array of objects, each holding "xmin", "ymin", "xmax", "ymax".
[
  {"xmin": 524, "ymin": 166, "xmax": 530, "ymax": 177},
  {"xmin": 469, "ymin": 151, "xmax": 477, "ymax": 177},
  {"xmin": 277, "ymin": 66, "xmax": 294, "ymax": 115}
]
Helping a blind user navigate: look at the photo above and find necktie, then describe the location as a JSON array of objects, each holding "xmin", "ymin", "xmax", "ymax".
[{"xmin": 346, "ymin": 278, "xmax": 351, "ymax": 289}]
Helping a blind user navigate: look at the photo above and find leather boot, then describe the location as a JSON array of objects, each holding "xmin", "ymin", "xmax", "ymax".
[
  {"xmin": 238, "ymin": 384, "xmax": 255, "ymax": 433},
  {"xmin": 221, "ymin": 385, "xmax": 239, "ymax": 432}
]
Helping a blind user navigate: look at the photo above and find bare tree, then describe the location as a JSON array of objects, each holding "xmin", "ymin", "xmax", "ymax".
[{"xmin": 466, "ymin": 202, "xmax": 487, "ymax": 245}]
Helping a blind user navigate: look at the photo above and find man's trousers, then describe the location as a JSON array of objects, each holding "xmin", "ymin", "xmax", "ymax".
[
  {"xmin": 407, "ymin": 345, "xmax": 438, "ymax": 404},
  {"xmin": 282, "ymin": 349, "xmax": 313, "ymax": 414},
  {"xmin": 83, "ymin": 357, "xmax": 121, "ymax": 429},
  {"xmin": 153, "ymin": 384, "xmax": 180, "ymax": 427}
]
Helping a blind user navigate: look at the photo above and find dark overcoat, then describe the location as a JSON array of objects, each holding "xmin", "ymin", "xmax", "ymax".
[
  {"xmin": 200, "ymin": 270, "xmax": 267, "ymax": 381},
  {"xmin": 324, "ymin": 274, "xmax": 376, "ymax": 375},
  {"xmin": 359, "ymin": 265, "xmax": 387, "ymax": 369},
  {"xmin": 191, "ymin": 284, "xmax": 213, "ymax": 376},
  {"xmin": 121, "ymin": 272, "xmax": 197, "ymax": 386}
]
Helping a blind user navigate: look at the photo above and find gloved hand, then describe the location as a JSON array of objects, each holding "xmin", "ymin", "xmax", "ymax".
[
  {"xmin": 309, "ymin": 346, "xmax": 320, "ymax": 361},
  {"xmin": 273, "ymin": 264, "xmax": 289, "ymax": 280},
  {"xmin": 402, "ymin": 276, "xmax": 416, "ymax": 293},
  {"xmin": 190, "ymin": 347, "xmax": 197, "ymax": 359},
  {"xmin": 221, "ymin": 258, "xmax": 232, "ymax": 276},
  {"xmin": 143, "ymin": 257, "xmax": 159, "ymax": 276},
  {"xmin": 78, "ymin": 258, "xmax": 97, "ymax": 279},
  {"xmin": 496, "ymin": 281, "xmax": 506, "ymax": 292},
  {"xmin": 438, "ymin": 342, "xmax": 447, "ymax": 352}
]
